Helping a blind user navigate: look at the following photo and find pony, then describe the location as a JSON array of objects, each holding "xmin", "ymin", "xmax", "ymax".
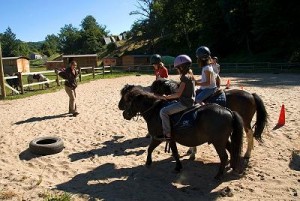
[
  {"xmin": 120, "ymin": 86, "xmax": 244, "ymax": 179},
  {"xmin": 6, "ymin": 73, "xmax": 20, "ymax": 90},
  {"xmin": 27, "ymin": 73, "xmax": 50, "ymax": 90},
  {"xmin": 150, "ymin": 79, "xmax": 268, "ymax": 159}
]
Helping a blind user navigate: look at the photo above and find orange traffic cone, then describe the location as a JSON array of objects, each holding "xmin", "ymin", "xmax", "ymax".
[
  {"xmin": 225, "ymin": 80, "xmax": 230, "ymax": 89},
  {"xmin": 277, "ymin": 104, "xmax": 285, "ymax": 126}
]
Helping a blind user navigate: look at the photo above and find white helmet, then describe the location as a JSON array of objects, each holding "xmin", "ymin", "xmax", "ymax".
[{"xmin": 174, "ymin": 55, "xmax": 192, "ymax": 68}]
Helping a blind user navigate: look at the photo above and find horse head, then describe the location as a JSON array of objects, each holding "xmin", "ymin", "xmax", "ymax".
[
  {"xmin": 119, "ymin": 84, "xmax": 143, "ymax": 110},
  {"xmin": 121, "ymin": 87, "xmax": 163, "ymax": 120}
]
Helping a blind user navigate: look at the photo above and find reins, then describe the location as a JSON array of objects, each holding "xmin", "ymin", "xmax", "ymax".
[{"xmin": 140, "ymin": 99, "xmax": 161, "ymax": 116}]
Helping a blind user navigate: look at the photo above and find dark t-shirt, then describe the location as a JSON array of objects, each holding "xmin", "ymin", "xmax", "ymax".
[{"xmin": 179, "ymin": 74, "xmax": 195, "ymax": 107}]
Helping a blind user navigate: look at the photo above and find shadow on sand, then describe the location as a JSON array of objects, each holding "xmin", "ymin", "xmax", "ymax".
[{"xmin": 14, "ymin": 113, "xmax": 71, "ymax": 125}]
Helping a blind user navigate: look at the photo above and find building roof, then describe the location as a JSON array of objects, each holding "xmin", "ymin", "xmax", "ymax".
[{"xmin": 2, "ymin": 56, "xmax": 30, "ymax": 60}]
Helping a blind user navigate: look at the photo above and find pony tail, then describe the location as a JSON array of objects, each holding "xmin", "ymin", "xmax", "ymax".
[
  {"xmin": 252, "ymin": 93, "xmax": 268, "ymax": 141},
  {"xmin": 230, "ymin": 111, "xmax": 244, "ymax": 171}
]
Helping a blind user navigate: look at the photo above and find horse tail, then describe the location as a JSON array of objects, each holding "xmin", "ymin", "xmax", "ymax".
[
  {"xmin": 231, "ymin": 111, "xmax": 244, "ymax": 169},
  {"xmin": 252, "ymin": 93, "xmax": 268, "ymax": 141}
]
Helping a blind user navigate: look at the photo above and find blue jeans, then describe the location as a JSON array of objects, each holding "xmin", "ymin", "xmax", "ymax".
[
  {"xmin": 195, "ymin": 87, "xmax": 217, "ymax": 103},
  {"xmin": 160, "ymin": 101, "xmax": 187, "ymax": 137}
]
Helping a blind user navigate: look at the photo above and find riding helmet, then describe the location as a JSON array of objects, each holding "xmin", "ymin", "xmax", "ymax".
[
  {"xmin": 196, "ymin": 46, "xmax": 211, "ymax": 60},
  {"xmin": 174, "ymin": 55, "xmax": 192, "ymax": 68},
  {"xmin": 150, "ymin": 54, "xmax": 162, "ymax": 65}
]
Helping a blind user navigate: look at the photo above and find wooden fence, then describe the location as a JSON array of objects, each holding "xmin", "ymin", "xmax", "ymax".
[
  {"xmin": 2, "ymin": 66, "xmax": 112, "ymax": 95},
  {"xmin": 111, "ymin": 62, "xmax": 300, "ymax": 74},
  {"xmin": 2, "ymin": 62, "xmax": 299, "ymax": 97}
]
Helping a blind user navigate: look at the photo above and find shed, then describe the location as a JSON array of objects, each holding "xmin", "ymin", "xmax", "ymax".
[
  {"xmin": 121, "ymin": 55, "xmax": 151, "ymax": 66},
  {"xmin": 103, "ymin": 57, "xmax": 116, "ymax": 66},
  {"xmin": 62, "ymin": 54, "xmax": 98, "ymax": 73},
  {"xmin": 2, "ymin": 56, "xmax": 30, "ymax": 75},
  {"xmin": 46, "ymin": 60, "xmax": 64, "ymax": 70}
]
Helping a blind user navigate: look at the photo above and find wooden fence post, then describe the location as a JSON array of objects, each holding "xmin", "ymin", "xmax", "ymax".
[
  {"xmin": 18, "ymin": 72, "xmax": 24, "ymax": 94},
  {"xmin": 55, "ymin": 69, "xmax": 60, "ymax": 86},
  {"xmin": 0, "ymin": 43, "xmax": 6, "ymax": 99},
  {"xmin": 79, "ymin": 67, "xmax": 82, "ymax": 82},
  {"xmin": 92, "ymin": 66, "xmax": 95, "ymax": 79}
]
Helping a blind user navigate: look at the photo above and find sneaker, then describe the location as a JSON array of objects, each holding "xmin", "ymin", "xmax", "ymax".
[{"xmin": 72, "ymin": 112, "xmax": 79, "ymax": 117}]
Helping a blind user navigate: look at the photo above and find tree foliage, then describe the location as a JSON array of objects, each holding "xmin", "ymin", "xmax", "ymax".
[{"xmin": 130, "ymin": 0, "xmax": 300, "ymax": 61}]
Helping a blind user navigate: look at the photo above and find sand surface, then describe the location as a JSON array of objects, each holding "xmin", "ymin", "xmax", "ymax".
[{"xmin": 0, "ymin": 73, "xmax": 299, "ymax": 200}]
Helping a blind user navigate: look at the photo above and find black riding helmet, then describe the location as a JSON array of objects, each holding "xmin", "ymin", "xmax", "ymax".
[
  {"xmin": 196, "ymin": 46, "xmax": 211, "ymax": 61},
  {"xmin": 150, "ymin": 54, "xmax": 162, "ymax": 65}
]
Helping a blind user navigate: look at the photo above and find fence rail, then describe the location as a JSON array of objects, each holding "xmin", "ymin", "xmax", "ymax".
[
  {"xmin": 2, "ymin": 62, "xmax": 300, "ymax": 97},
  {"xmin": 2, "ymin": 65, "xmax": 112, "ymax": 95}
]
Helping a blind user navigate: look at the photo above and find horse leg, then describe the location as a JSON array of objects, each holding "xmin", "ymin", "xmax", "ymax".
[
  {"xmin": 244, "ymin": 127, "xmax": 254, "ymax": 159},
  {"xmin": 146, "ymin": 139, "xmax": 162, "ymax": 166},
  {"xmin": 226, "ymin": 141, "xmax": 232, "ymax": 168},
  {"xmin": 213, "ymin": 143, "xmax": 228, "ymax": 179},
  {"xmin": 187, "ymin": 147, "xmax": 197, "ymax": 160},
  {"xmin": 169, "ymin": 141, "xmax": 182, "ymax": 172}
]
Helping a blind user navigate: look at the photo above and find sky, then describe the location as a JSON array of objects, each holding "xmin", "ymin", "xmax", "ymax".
[{"xmin": 0, "ymin": 0, "xmax": 142, "ymax": 42}]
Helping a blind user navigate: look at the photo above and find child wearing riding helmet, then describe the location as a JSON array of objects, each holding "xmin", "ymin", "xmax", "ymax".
[
  {"xmin": 195, "ymin": 46, "xmax": 217, "ymax": 105},
  {"xmin": 150, "ymin": 54, "xmax": 169, "ymax": 80},
  {"xmin": 157, "ymin": 55, "xmax": 195, "ymax": 141}
]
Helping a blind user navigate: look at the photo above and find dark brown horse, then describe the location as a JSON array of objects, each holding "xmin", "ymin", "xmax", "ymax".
[
  {"xmin": 150, "ymin": 79, "xmax": 268, "ymax": 159},
  {"xmin": 120, "ymin": 86, "xmax": 244, "ymax": 179}
]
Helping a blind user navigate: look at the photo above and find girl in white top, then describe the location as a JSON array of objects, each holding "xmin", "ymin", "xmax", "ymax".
[{"xmin": 194, "ymin": 46, "xmax": 217, "ymax": 105}]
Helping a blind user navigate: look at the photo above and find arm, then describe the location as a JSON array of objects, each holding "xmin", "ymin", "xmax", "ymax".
[
  {"xmin": 216, "ymin": 74, "xmax": 221, "ymax": 88},
  {"xmin": 165, "ymin": 82, "xmax": 186, "ymax": 100},
  {"xmin": 195, "ymin": 70, "xmax": 211, "ymax": 86}
]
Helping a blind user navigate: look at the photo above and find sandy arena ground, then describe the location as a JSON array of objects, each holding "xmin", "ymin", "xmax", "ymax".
[{"xmin": 0, "ymin": 73, "xmax": 299, "ymax": 200}]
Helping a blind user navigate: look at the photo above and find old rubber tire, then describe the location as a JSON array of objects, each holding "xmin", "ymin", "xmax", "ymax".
[{"xmin": 29, "ymin": 136, "xmax": 64, "ymax": 155}]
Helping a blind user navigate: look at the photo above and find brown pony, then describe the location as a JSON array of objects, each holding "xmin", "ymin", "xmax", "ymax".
[{"xmin": 150, "ymin": 79, "xmax": 268, "ymax": 159}]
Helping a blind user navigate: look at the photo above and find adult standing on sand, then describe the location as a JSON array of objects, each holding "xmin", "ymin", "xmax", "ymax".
[{"xmin": 58, "ymin": 60, "xmax": 79, "ymax": 117}]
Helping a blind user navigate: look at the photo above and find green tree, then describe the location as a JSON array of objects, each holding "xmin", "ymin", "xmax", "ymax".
[
  {"xmin": 0, "ymin": 27, "xmax": 18, "ymax": 57},
  {"xmin": 14, "ymin": 40, "xmax": 30, "ymax": 57},
  {"xmin": 41, "ymin": 34, "xmax": 59, "ymax": 56},
  {"xmin": 80, "ymin": 15, "xmax": 108, "ymax": 53},
  {"xmin": 58, "ymin": 24, "xmax": 81, "ymax": 54}
]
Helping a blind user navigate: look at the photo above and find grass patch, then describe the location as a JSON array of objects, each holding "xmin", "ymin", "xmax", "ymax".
[
  {"xmin": 2, "ymin": 72, "xmax": 140, "ymax": 100},
  {"xmin": 40, "ymin": 191, "xmax": 73, "ymax": 201}
]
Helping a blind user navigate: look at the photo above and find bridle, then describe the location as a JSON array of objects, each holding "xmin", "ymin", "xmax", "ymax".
[{"xmin": 125, "ymin": 99, "xmax": 161, "ymax": 119}]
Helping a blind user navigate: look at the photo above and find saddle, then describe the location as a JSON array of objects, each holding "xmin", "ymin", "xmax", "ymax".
[
  {"xmin": 200, "ymin": 88, "xmax": 227, "ymax": 107},
  {"xmin": 169, "ymin": 104, "xmax": 202, "ymax": 130}
]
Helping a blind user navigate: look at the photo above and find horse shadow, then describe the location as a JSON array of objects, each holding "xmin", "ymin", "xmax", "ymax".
[
  {"xmin": 14, "ymin": 113, "xmax": 71, "ymax": 125},
  {"xmin": 56, "ymin": 158, "xmax": 241, "ymax": 200},
  {"xmin": 68, "ymin": 135, "xmax": 150, "ymax": 162}
]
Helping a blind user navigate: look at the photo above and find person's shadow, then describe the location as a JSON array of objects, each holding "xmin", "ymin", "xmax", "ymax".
[{"xmin": 15, "ymin": 113, "xmax": 71, "ymax": 125}]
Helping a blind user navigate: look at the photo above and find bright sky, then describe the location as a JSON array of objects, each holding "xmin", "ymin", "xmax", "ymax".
[{"xmin": 0, "ymin": 0, "xmax": 141, "ymax": 42}]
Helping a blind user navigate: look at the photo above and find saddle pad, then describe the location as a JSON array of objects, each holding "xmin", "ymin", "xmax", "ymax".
[{"xmin": 170, "ymin": 105, "xmax": 201, "ymax": 130}]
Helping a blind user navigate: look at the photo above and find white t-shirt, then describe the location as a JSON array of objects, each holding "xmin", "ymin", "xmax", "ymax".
[{"xmin": 200, "ymin": 64, "xmax": 217, "ymax": 89}]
